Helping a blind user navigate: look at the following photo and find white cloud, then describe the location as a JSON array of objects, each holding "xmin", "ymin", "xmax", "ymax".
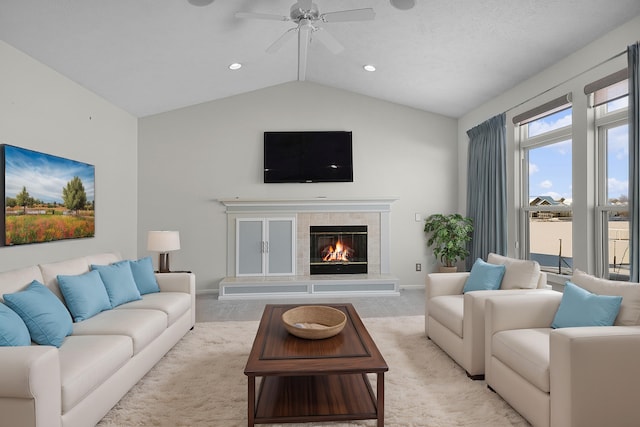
[
  {"xmin": 608, "ymin": 177, "xmax": 628, "ymax": 199},
  {"xmin": 539, "ymin": 179, "xmax": 553, "ymax": 189},
  {"xmin": 529, "ymin": 163, "xmax": 539, "ymax": 174}
]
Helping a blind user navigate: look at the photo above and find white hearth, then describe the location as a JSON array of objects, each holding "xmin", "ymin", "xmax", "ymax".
[{"xmin": 218, "ymin": 198, "xmax": 398, "ymax": 299}]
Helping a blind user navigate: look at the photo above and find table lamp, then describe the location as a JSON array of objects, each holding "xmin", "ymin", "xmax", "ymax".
[{"xmin": 147, "ymin": 231, "xmax": 181, "ymax": 273}]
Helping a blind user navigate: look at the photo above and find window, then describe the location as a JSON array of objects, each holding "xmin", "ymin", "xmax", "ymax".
[
  {"xmin": 595, "ymin": 96, "xmax": 629, "ymax": 280},
  {"xmin": 518, "ymin": 105, "xmax": 573, "ymax": 275}
]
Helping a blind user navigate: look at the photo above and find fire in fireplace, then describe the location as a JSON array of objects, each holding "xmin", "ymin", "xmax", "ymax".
[{"xmin": 310, "ymin": 225, "xmax": 367, "ymax": 274}]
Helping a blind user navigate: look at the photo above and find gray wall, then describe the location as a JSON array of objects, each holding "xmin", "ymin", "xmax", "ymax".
[
  {"xmin": 0, "ymin": 41, "xmax": 138, "ymax": 271},
  {"xmin": 138, "ymin": 81, "xmax": 458, "ymax": 292}
]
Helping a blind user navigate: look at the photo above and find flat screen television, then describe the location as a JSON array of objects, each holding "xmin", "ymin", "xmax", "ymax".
[{"xmin": 264, "ymin": 131, "xmax": 353, "ymax": 183}]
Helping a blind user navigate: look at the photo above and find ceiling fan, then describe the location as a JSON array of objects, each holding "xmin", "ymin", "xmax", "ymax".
[{"xmin": 235, "ymin": 1, "xmax": 375, "ymax": 81}]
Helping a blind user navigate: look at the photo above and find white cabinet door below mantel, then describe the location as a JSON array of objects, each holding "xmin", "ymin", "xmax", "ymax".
[{"xmin": 235, "ymin": 217, "xmax": 295, "ymax": 276}]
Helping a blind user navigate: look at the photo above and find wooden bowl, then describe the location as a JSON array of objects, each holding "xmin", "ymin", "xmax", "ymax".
[{"xmin": 281, "ymin": 305, "xmax": 347, "ymax": 340}]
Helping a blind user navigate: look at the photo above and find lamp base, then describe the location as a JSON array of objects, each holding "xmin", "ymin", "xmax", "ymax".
[{"xmin": 158, "ymin": 253, "xmax": 171, "ymax": 273}]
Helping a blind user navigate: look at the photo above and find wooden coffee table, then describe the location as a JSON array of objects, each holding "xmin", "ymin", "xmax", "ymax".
[{"xmin": 244, "ymin": 303, "xmax": 388, "ymax": 426}]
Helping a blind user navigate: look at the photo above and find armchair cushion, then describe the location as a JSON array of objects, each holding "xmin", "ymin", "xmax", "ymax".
[
  {"xmin": 463, "ymin": 258, "xmax": 505, "ymax": 292},
  {"xmin": 487, "ymin": 253, "xmax": 541, "ymax": 289},
  {"xmin": 552, "ymin": 282, "xmax": 622, "ymax": 328},
  {"xmin": 571, "ymin": 269, "xmax": 640, "ymax": 326}
]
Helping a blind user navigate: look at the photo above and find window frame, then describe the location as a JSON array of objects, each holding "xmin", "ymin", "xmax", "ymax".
[
  {"xmin": 517, "ymin": 107, "xmax": 573, "ymax": 274},
  {"xmin": 594, "ymin": 102, "xmax": 629, "ymax": 279}
]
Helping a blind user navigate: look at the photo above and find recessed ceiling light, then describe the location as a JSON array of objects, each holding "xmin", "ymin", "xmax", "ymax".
[
  {"xmin": 229, "ymin": 63, "xmax": 242, "ymax": 70},
  {"xmin": 363, "ymin": 64, "xmax": 376, "ymax": 72},
  {"xmin": 390, "ymin": 0, "xmax": 416, "ymax": 10}
]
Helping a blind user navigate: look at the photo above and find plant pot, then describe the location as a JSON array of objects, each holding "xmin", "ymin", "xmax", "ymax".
[{"xmin": 438, "ymin": 266, "xmax": 458, "ymax": 273}]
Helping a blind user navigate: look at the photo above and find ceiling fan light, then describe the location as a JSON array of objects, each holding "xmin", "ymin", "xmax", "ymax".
[
  {"xmin": 390, "ymin": 0, "xmax": 416, "ymax": 10},
  {"xmin": 229, "ymin": 63, "xmax": 242, "ymax": 70},
  {"xmin": 363, "ymin": 64, "xmax": 376, "ymax": 72}
]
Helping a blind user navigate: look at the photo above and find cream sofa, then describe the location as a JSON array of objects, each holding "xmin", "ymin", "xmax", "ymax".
[
  {"xmin": 485, "ymin": 270, "xmax": 640, "ymax": 427},
  {"xmin": 425, "ymin": 253, "xmax": 550, "ymax": 378},
  {"xmin": 0, "ymin": 252, "xmax": 196, "ymax": 427}
]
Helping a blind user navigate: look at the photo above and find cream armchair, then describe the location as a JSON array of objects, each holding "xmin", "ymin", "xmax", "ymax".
[
  {"xmin": 425, "ymin": 253, "xmax": 549, "ymax": 379},
  {"xmin": 485, "ymin": 283, "xmax": 640, "ymax": 427}
]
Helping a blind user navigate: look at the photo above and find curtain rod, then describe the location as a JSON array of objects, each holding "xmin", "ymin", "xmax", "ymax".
[{"xmin": 504, "ymin": 48, "xmax": 627, "ymax": 115}]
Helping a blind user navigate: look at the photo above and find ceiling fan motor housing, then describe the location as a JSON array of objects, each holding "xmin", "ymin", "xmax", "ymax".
[{"xmin": 290, "ymin": 3, "xmax": 319, "ymax": 22}]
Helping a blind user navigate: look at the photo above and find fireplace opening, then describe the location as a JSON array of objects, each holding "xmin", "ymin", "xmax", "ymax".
[{"xmin": 310, "ymin": 225, "xmax": 367, "ymax": 274}]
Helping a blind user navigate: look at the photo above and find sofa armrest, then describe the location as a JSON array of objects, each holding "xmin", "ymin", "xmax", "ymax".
[
  {"xmin": 155, "ymin": 272, "xmax": 195, "ymax": 294},
  {"xmin": 550, "ymin": 326, "xmax": 640, "ymax": 427},
  {"xmin": 425, "ymin": 272, "xmax": 469, "ymax": 336},
  {"xmin": 156, "ymin": 272, "xmax": 196, "ymax": 326},
  {"xmin": 485, "ymin": 292, "xmax": 562, "ymax": 382},
  {"xmin": 485, "ymin": 292, "xmax": 562, "ymax": 334},
  {"xmin": 0, "ymin": 346, "xmax": 61, "ymax": 427},
  {"xmin": 426, "ymin": 272, "xmax": 469, "ymax": 299},
  {"xmin": 462, "ymin": 289, "xmax": 557, "ymax": 376}
]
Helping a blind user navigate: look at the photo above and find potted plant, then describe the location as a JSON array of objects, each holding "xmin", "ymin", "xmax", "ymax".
[{"xmin": 423, "ymin": 213, "xmax": 473, "ymax": 272}]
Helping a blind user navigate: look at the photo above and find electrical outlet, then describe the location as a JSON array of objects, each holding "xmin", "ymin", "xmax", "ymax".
[{"xmin": 416, "ymin": 263, "xmax": 422, "ymax": 271}]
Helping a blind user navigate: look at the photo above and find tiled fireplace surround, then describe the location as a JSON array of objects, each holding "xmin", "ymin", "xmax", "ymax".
[{"xmin": 219, "ymin": 198, "xmax": 398, "ymax": 299}]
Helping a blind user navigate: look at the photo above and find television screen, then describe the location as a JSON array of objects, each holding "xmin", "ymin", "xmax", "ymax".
[{"xmin": 264, "ymin": 131, "xmax": 353, "ymax": 183}]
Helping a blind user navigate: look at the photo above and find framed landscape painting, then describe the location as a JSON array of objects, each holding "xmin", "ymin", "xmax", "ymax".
[{"xmin": 1, "ymin": 144, "xmax": 95, "ymax": 246}]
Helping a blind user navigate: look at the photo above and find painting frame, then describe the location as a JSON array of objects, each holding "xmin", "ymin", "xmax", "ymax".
[{"xmin": 1, "ymin": 144, "xmax": 95, "ymax": 246}]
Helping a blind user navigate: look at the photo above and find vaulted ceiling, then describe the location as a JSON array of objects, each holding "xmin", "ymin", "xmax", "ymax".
[{"xmin": 1, "ymin": 0, "xmax": 639, "ymax": 118}]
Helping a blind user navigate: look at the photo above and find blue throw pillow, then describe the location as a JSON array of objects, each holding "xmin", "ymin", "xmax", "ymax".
[
  {"xmin": 91, "ymin": 262, "xmax": 141, "ymax": 307},
  {"xmin": 552, "ymin": 281, "xmax": 623, "ymax": 328},
  {"xmin": 0, "ymin": 303, "xmax": 31, "ymax": 346},
  {"xmin": 117, "ymin": 257, "xmax": 160, "ymax": 295},
  {"xmin": 58, "ymin": 270, "xmax": 112, "ymax": 322},
  {"xmin": 463, "ymin": 258, "xmax": 506, "ymax": 293},
  {"xmin": 3, "ymin": 281, "xmax": 73, "ymax": 347}
]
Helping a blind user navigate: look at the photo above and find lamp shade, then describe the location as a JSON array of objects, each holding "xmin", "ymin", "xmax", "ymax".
[{"xmin": 147, "ymin": 231, "xmax": 180, "ymax": 253}]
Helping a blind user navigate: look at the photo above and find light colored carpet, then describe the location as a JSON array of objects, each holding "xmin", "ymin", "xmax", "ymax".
[{"xmin": 98, "ymin": 316, "xmax": 529, "ymax": 426}]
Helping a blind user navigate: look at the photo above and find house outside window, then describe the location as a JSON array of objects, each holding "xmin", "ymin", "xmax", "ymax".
[{"xmin": 518, "ymin": 106, "xmax": 573, "ymax": 275}]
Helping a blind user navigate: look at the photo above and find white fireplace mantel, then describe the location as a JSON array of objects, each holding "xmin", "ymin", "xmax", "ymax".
[
  {"xmin": 218, "ymin": 197, "xmax": 399, "ymax": 299},
  {"xmin": 218, "ymin": 197, "xmax": 398, "ymax": 214}
]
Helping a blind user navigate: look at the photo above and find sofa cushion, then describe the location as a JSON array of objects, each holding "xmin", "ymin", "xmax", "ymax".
[
  {"xmin": 59, "ymin": 335, "xmax": 132, "ymax": 413},
  {"xmin": 85, "ymin": 252, "xmax": 121, "ymax": 267},
  {"xmin": 57, "ymin": 270, "xmax": 112, "ymax": 322},
  {"xmin": 492, "ymin": 328, "xmax": 551, "ymax": 392},
  {"xmin": 552, "ymin": 282, "xmax": 622, "ymax": 328},
  {"xmin": 72, "ymin": 309, "xmax": 167, "ymax": 354},
  {"xmin": 39, "ymin": 257, "xmax": 90, "ymax": 302},
  {"xmin": 118, "ymin": 257, "xmax": 160, "ymax": 295},
  {"xmin": 115, "ymin": 292, "xmax": 190, "ymax": 326},
  {"xmin": 487, "ymin": 253, "xmax": 541, "ymax": 290},
  {"xmin": 428, "ymin": 295, "xmax": 464, "ymax": 338},
  {"xmin": 3, "ymin": 281, "xmax": 73, "ymax": 347},
  {"xmin": 91, "ymin": 262, "xmax": 141, "ymax": 307},
  {"xmin": 0, "ymin": 302, "xmax": 31, "ymax": 346},
  {"xmin": 464, "ymin": 258, "xmax": 505, "ymax": 292},
  {"xmin": 0, "ymin": 265, "xmax": 44, "ymax": 296},
  {"xmin": 571, "ymin": 269, "xmax": 640, "ymax": 326}
]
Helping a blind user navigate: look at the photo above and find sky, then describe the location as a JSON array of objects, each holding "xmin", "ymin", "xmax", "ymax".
[
  {"xmin": 527, "ymin": 99, "xmax": 628, "ymax": 204},
  {"xmin": 3, "ymin": 145, "xmax": 95, "ymax": 203}
]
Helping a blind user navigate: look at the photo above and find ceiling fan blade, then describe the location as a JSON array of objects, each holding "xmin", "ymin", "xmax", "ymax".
[
  {"xmin": 266, "ymin": 28, "xmax": 297, "ymax": 54},
  {"xmin": 320, "ymin": 8, "xmax": 375, "ymax": 23},
  {"xmin": 298, "ymin": 24, "xmax": 311, "ymax": 81},
  {"xmin": 312, "ymin": 27, "xmax": 343, "ymax": 54},
  {"xmin": 235, "ymin": 11, "xmax": 290, "ymax": 21}
]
